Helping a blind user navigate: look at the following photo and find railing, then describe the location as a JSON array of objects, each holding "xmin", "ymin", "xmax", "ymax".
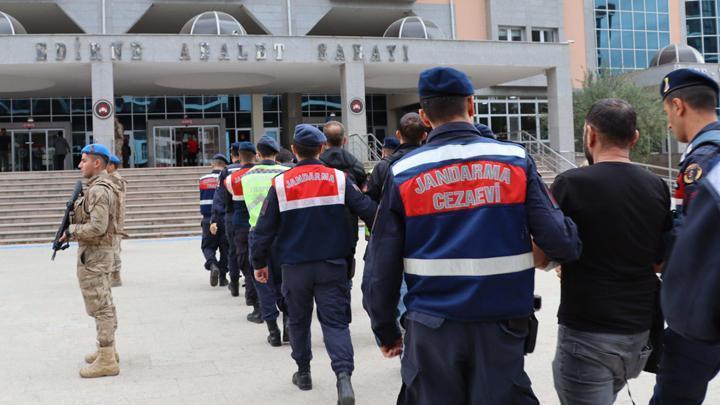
[
  {"xmin": 632, "ymin": 162, "xmax": 678, "ymax": 187},
  {"xmin": 348, "ymin": 133, "xmax": 384, "ymax": 163},
  {"xmin": 500, "ymin": 131, "xmax": 578, "ymax": 174}
]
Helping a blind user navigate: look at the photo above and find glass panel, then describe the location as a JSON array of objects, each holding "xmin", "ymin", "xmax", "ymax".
[
  {"xmin": 71, "ymin": 98, "xmax": 90, "ymax": 114},
  {"xmin": 264, "ymin": 112, "xmax": 280, "ymax": 127},
  {"xmin": 499, "ymin": 28, "xmax": 508, "ymax": 41},
  {"xmin": 633, "ymin": 11, "xmax": 646, "ymax": 30},
  {"xmin": 634, "ymin": 31, "xmax": 646, "ymax": 48},
  {"xmin": 51, "ymin": 98, "xmax": 70, "ymax": 116},
  {"xmin": 476, "ymin": 101, "xmax": 489, "ymax": 115},
  {"xmin": 490, "ymin": 102, "xmax": 507, "ymax": 115},
  {"xmin": 520, "ymin": 103, "xmax": 536, "ymax": 114},
  {"xmin": 703, "ymin": 18, "xmax": 717, "ymax": 35},
  {"xmin": 658, "ymin": 14, "xmax": 669, "ymax": 31},
  {"xmin": 532, "ymin": 30, "xmax": 540, "ymax": 42},
  {"xmin": 705, "ymin": 36, "xmax": 718, "ymax": 53},
  {"xmin": 238, "ymin": 95, "xmax": 252, "ymax": 112},
  {"xmin": 490, "ymin": 116, "xmax": 508, "ymax": 135},
  {"xmin": 0, "ymin": 99, "xmax": 10, "ymax": 116},
  {"xmin": 47, "ymin": 130, "xmax": 65, "ymax": 170},
  {"xmin": 610, "ymin": 30, "xmax": 622, "ymax": 48},
  {"xmin": 647, "ymin": 13, "xmax": 658, "ymax": 30},
  {"xmin": 200, "ymin": 126, "xmax": 220, "ymax": 166},
  {"xmin": 12, "ymin": 99, "xmax": 30, "ymax": 116},
  {"xmin": 702, "ymin": 0, "xmax": 716, "ymax": 16},
  {"xmin": 645, "ymin": 0, "xmax": 657, "ymax": 12},
  {"xmin": 511, "ymin": 28, "xmax": 523, "ymax": 41},
  {"xmin": 236, "ymin": 129, "xmax": 252, "ymax": 143},
  {"xmin": 686, "ymin": 1, "xmax": 701, "ymax": 18},
  {"xmin": 13, "ymin": 131, "xmax": 30, "ymax": 171},
  {"xmin": 508, "ymin": 101, "xmax": 519, "ymax": 114},
  {"xmin": 153, "ymin": 127, "xmax": 174, "ymax": 167},
  {"xmin": 688, "ymin": 36, "xmax": 704, "ymax": 52},
  {"xmin": 237, "ymin": 113, "xmax": 252, "ymax": 128}
]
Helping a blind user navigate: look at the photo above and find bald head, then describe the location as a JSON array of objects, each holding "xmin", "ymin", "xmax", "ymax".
[{"xmin": 323, "ymin": 121, "xmax": 345, "ymax": 147}]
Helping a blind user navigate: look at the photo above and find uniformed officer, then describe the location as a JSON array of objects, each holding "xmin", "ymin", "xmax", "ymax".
[
  {"xmin": 200, "ymin": 154, "xmax": 229, "ymax": 286},
  {"xmin": 58, "ymin": 144, "xmax": 121, "ymax": 378},
  {"xmin": 381, "ymin": 136, "xmax": 400, "ymax": 159},
  {"xmin": 211, "ymin": 144, "xmax": 240, "ymax": 292},
  {"xmin": 650, "ymin": 69, "xmax": 720, "ymax": 404},
  {"xmin": 223, "ymin": 142, "xmax": 261, "ymax": 322},
  {"xmin": 251, "ymin": 124, "xmax": 377, "ymax": 404},
  {"xmin": 106, "ymin": 155, "xmax": 126, "ymax": 288},
  {"xmin": 242, "ymin": 135, "xmax": 290, "ymax": 347},
  {"xmin": 362, "ymin": 67, "xmax": 582, "ymax": 404}
]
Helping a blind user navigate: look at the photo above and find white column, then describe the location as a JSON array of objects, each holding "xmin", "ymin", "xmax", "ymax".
[
  {"xmin": 546, "ymin": 65, "xmax": 575, "ymax": 164},
  {"xmin": 340, "ymin": 62, "xmax": 368, "ymax": 162},
  {"xmin": 90, "ymin": 62, "xmax": 115, "ymax": 151},
  {"xmin": 281, "ymin": 93, "xmax": 302, "ymax": 147},
  {"xmin": 251, "ymin": 94, "xmax": 264, "ymax": 144}
]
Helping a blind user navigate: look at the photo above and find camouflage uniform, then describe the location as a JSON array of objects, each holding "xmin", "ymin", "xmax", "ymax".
[
  {"xmin": 108, "ymin": 170, "xmax": 127, "ymax": 286},
  {"xmin": 69, "ymin": 171, "xmax": 120, "ymax": 348}
]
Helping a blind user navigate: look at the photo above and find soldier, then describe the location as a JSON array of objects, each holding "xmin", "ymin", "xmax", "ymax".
[
  {"xmin": 58, "ymin": 143, "xmax": 121, "ymax": 378},
  {"xmin": 106, "ymin": 155, "xmax": 126, "ymax": 287},
  {"xmin": 200, "ymin": 154, "xmax": 229, "ymax": 286},
  {"xmin": 210, "ymin": 144, "xmax": 241, "ymax": 288},
  {"xmin": 251, "ymin": 124, "xmax": 377, "ymax": 404}
]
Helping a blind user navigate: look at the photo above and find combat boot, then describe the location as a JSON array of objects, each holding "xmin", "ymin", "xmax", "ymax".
[
  {"xmin": 336, "ymin": 372, "xmax": 355, "ymax": 405},
  {"xmin": 84, "ymin": 343, "xmax": 119, "ymax": 364},
  {"xmin": 210, "ymin": 263, "xmax": 219, "ymax": 287},
  {"xmin": 80, "ymin": 346, "xmax": 119, "ymax": 378},
  {"xmin": 266, "ymin": 320, "xmax": 281, "ymax": 347},
  {"xmin": 219, "ymin": 274, "xmax": 228, "ymax": 287},
  {"xmin": 247, "ymin": 304, "xmax": 263, "ymax": 324},
  {"xmin": 110, "ymin": 271, "xmax": 122, "ymax": 287},
  {"xmin": 229, "ymin": 280, "xmax": 240, "ymax": 297},
  {"xmin": 292, "ymin": 368, "xmax": 312, "ymax": 391},
  {"xmin": 282, "ymin": 314, "xmax": 290, "ymax": 343}
]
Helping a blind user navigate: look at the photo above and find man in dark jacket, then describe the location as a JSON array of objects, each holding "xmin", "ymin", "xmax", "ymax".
[
  {"xmin": 366, "ymin": 113, "xmax": 428, "ymax": 203},
  {"xmin": 319, "ymin": 121, "xmax": 367, "ymax": 188}
]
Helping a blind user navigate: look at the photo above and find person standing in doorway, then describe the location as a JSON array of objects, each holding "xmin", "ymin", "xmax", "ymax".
[
  {"xmin": 187, "ymin": 135, "xmax": 199, "ymax": 166},
  {"xmin": 0, "ymin": 128, "xmax": 10, "ymax": 172},
  {"xmin": 53, "ymin": 133, "xmax": 70, "ymax": 171},
  {"xmin": 121, "ymin": 138, "xmax": 131, "ymax": 168}
]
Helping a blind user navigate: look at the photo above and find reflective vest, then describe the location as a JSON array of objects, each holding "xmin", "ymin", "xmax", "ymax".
[
  {"xmin": 225, "ymin": 166, "xmax": 253, "ymax": 228},
  {"xmin": 199, "ymin": 171, "xmax": 220, "ymax": 218},
  {"xmin": 241, "ymin": 163, "xmax": 289, "ymax": 227},
  {"xmin": 391, "ymin": 137, "xmax": 534, "ymax": 321}
]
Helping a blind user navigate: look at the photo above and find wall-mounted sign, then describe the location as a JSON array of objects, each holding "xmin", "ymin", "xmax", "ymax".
[
  {"xmin": 350, "ymin": 98, "xmax": 364, "ymax": 114},
  {"xmin": 35, "ymin": 38, "xmax": 142, "ymax": 62},
  {"xmin": 93, "ymin": 99, "xmax": 113, "ymax": 119}
]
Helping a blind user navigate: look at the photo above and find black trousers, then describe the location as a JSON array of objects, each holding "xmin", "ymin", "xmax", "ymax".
[
  {"xmin": 233, "ymin": 227, "xmax": 256, "ymax": 306},
  {"xmin": 200, "ymin": 218, "xmax": 228, "ymax": 273},
  {"xmin": 53, "ymin": 154, "xmax": 65, "ymax": 170},
  {"xmin": 399, "ymin": 317, "xmax": 539, "ymax": 405}
]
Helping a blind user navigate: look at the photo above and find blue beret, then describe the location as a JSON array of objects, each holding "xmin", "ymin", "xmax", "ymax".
[
  {"xmin": 81, "ymin": 144, "xmax": 111, "ymax": 161},
  {"xmin": 230, "ymin": 142, "xmax": 241, "ymax": 152},
  {"xmin": 383, "ymin": 137, "xmax": 400, "ymax": 149},
  {"xmin": 237, "ymin": 141, "xmax": 256, "ymax": 154},
  {"xmin": 661, "ymin": 68, "xmax": 719, "ymax": 99},
  {"xmin": 212, "ymin": 153, "xmax": 229, "ymax": 164},
  {"xmin": 258, "ymin": 135, "xmax": 280, "ymax": 153},
  {"xmin": 109, "ymin": 155, "xmax": 121, "ymax": 165},
  {"xmin": 293, "ymin": 124, "xmax": 326, "ymax": 147},
  {"xmin": 474, "ymin": 123, "xmax": 496, "ymax": 139},
  {"xmin": 418, "ymin": 66, "xmax": 474, "ymax": 100}
]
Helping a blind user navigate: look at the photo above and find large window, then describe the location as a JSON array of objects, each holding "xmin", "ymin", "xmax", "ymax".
[
  {"xmin": 594, "ymin": 0, "xmax": 671, "ymax": 73},
  {"xmin": 499, "ymin": 26, "xmax": 525, "ymax": 42},
  {"xmin": 686, "ymin": 0, "xmax": 720, "ymax": 62},
  {"xmin": 474, "ymin": 96, "xmax": 548, "ymax": 140},
  {"xmin": 532, "ymin": 28, "xmax": 558, "ymax": 43}
]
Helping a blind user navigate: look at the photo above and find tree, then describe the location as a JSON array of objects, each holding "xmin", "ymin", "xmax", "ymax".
[{"xmin": 573, "ymin": 72, "xmax": 667, "ymax": 162}]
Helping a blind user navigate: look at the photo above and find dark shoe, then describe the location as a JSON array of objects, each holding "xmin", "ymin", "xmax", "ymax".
[
  {"xmin": 336, "ymin": 372, "xmax": 355, "ymax": 405},
  {"xmin": 219, "ymin": 276, "xmax": 228, "ymax": 287},
  {"xmin": 229, "ymin": 281, "xmax": 240, "ymax": 297},
  {"xmin": 292, "ymin": 371, "xmax": 312, "ymax": 391},
  {"xmin": 209, "ymin": 264, "xmax": 219, "ymax": 287},
  {"xmin": 246, "ymin": 305, "xmax": 263, "ymax": 324},
  {"xmin": 267, "ymin": 321, "xmax": 282, "ymax": 347},
  {"xmin": 282, "ymin": 315, "xmax": 290, "ymax": 343}
]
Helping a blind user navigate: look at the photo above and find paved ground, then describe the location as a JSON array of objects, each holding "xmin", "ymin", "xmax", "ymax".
[{"xmin": 1, "ymin": 236, "xmax": 719, "ymax": 405}]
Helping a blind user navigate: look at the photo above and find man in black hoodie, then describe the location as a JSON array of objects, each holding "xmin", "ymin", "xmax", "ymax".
[{"xmin": 366, "ymin": 112, "xmax": 428, "ymax": 203}]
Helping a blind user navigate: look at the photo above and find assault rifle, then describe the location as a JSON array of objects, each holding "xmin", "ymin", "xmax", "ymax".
[{"xmin": 51, "ymin": 180, "xmax": 83, "ymax": 260}]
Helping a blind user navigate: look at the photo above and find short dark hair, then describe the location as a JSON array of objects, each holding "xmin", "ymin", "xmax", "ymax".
[
  {"xmin": 323, "ymin": 121, "xmax": 345, "ymax": 147},
  {"xmin": 667, "ymin": 86, "xmax": 718, "ymax": 113},
  {"xmin": 87, "ymin": 154, "xmax": 108, "ymax": 167},
  {"xmin": 277, "ymin": 148, "xmax": 294, "ymax": 163},
  {"xmin": 239, "ymin": 150, "xmax": 255, "ymax": 163},
  {"xmin": 212, "ymin": 158, "xmax": 227, "ymax": 167},
  {"xmin": 293, "ymin": 142, "xmax": 322, "ymax": 159},
  {"xmin": 585, "ymin": 98, "xmax": 637, "ymax": 147},
  {"xmin": 398, "ymin": 112, "xmax": 426, "ymax": 145},
  {"xmin": 419, "ymin": 96, "xmax": 469, "ymax": 123},
  {"xmin": 257, "ymin": 144, "xmax": 277, "ymax": 158}
]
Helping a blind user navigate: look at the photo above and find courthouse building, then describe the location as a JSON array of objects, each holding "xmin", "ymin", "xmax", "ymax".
[{"xmin": 0, "ymin": 0, "xmax": 691, "ymax": 171}]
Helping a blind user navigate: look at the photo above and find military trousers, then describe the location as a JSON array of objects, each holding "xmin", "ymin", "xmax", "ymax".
[
  {"xmin": 248, "ymin": 230, "xmax": 285, "ymax": 321},
  {"xmin": 112, "ymin": 235, "xmax": 122, "ymax": 276},
  {"xmin": 233, "ymin": 227, "xmax": 256, "ymax": 305},
  {"xmin": 281, "ymin": 259, "xmax": 353, "ymax": 375},
  {"xmin": 398, "ymin": 315, "xmax": 538, "ymax": 405},
  {"xmin": 200, "ymin": 217, "xmax": 228, "ymax": 273},
  {"xmin": 76, "ymin": 245, "xmax": 117, "ymax": 347}
]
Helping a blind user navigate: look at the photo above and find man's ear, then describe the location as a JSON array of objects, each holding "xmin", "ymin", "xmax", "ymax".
[
  {"xmin": 419, "ymin": 109, "xmax": 433, "ymax": 129},
  {"xmin": 395, "ymin": 129, "xmax": 403, "ymax": 144},
  {"xmin": 585, "ymin": 124, "xmax": 596, "ymax": 148},
  {"xmin": 629, "ymin": 129, "xmax": 640, "ymax": 148},
  {"xmin": 466, "ymin": 96, "xmax": 475, "ymax": 118},
  {"xmin": 672, "ymin": 98, "xmax": 685, "ymax": 117}
]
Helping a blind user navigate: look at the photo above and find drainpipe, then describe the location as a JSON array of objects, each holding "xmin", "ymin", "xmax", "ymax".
[
  {"xmin": 286, "ymin": 0, "xmax": 292, "ymax": 36},
  {"xmin": 449, "ymin": 0, "xmax": 456, "ymax": 39},
  {"xmin": 101, "ymin": 0, "xmax": 107, "ymax": 34}
]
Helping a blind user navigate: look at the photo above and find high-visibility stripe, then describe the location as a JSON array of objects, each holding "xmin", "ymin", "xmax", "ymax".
[
  {"xmin": 404, "ymin": 252, "xmax": 534, "ymax": 277},
  {"xmin": 276, "ymin": 168, "xmax": 346, "ymax": 212},
  {"xmin": 199, "ymin": 173, "xmax": 219, "ymax": 180},
  {"xmin": 393, "ymin": 142, "xmax": 526, "ymax": 176},
  {"xmin": 200, "ymin": 199, "xmax": 213, "ymax": 205}
]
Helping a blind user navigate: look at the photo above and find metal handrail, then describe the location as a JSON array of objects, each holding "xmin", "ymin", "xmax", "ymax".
[
  {"xmin": 499, "ymin": 131, "xmax": 578, "ymax": 174},
  {"xmin": 632, "ymin": 161, "xmax": 678, "ymax": 186},
  {"xmin": 348, "ymin": 133, "xmax": 383, "ymax": 162}
]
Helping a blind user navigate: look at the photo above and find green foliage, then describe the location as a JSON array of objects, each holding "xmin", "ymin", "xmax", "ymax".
[{"xmin": 573, "ymin": 72, "xmax": 667, "ymax": 162}]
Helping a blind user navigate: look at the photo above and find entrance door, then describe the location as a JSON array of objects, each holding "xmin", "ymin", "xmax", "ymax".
[
  {"xmin": 154, "ymin": 127, "xmax": 174, "ymax": 167},
  {"xmin": 153, "ymin": 125, "xmax": 220, "ymax": 167},
  {"xmin": 10, "ymin": 129, "xmax": 58, "ymax": 172}
]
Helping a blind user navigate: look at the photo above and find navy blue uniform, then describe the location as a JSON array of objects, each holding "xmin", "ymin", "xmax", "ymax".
[
  {"xmin": 199, "ymin": 170, "xmax": 228, "ymax": 273},
  {"xmin": 363, "ymin": 122, "xmax": 581, "ymax": 404},
  {"xmin": 251, "ymin": 159, "xmax": 376, "ymax": 375},
  {"xmin": 224, "ymin": 163, "xmax": 256, "ymax": 301}
]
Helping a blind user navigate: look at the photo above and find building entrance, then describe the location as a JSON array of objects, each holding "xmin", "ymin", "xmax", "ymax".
[
  {"xmin": 152, "ymin": 125, "xmax": 220, "ymax": 167},
  {"xmin": 8, "ymin": 128, "xmax": 66, "ymax": 172}
]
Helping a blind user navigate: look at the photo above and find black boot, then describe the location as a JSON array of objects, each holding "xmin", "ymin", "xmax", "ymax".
[
  {"xmin": 246, "ymin": 304, "xmax": 263, "ymax": 324},
  {"xmin": 209, "ymin": 264, "xmax": 219, "ymax": 287},
  {"xmin": 229, "ymin": 280, "xmax": 240, "ymax": 297},
  {"xmin": 266, "ymin": 320, "xmax": 281, "ymax": 347},
  {"xmin": 292, "ymin": 368, "xmax": 312, "ymax": 391},
  {"xmin": 336, "ymin": 372, "xmax": 355, "ymax": 405},
  {"xmin": 219, "ymin": 274, "xmax": 228, "ymax": 287},
  {"xmin": 282, "ymin": 314, "xmax": 290, "ymax": 343}
]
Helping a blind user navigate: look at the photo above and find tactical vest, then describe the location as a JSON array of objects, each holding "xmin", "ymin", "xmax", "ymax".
[
  {"xmin": 73, "ymin": 174, "xmax": 119, "ymax": 247},
  {"xmin": 225, "ymin": 167, "xmax": 253, "ymax": 228},
  {"xmin": 391, "ymin": 137, "xmax": 535, "ymax": 321},
  {"xmin": 241, "ymin": 163, "xmax": 289, "ymax": 227},
  {"xmin": 199, "ymin": 172, "xmax": 219, "ymax": 218}
]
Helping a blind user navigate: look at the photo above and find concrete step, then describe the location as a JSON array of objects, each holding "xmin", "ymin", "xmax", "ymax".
[
  {"xmin": 0, "ymin": 208, "xmax": 200, "ymax": 224},
  {"xmin": 0, "ymin": 202, "xmax": 197, "ymax": 218},
  {"xmin": 0, "ymin": 195, "xmax": 196, "ymax": 209},
  {"xmin": 0, "ymin": 189, "xmax": 196, "ymax": 203},
  {"xmin": 0, "ymin": 222, "xmax": 201, "ymax": 241},
  {"xmin": 0, "ymin": 215, "xmax": 200, "ymax": 230},
  {"xmin": 0, "ymin": 179, "xmax": 199, "ymax": 191}
]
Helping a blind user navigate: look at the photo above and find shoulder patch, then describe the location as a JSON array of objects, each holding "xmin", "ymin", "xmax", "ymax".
[{"xmin": 684, "ymin": 163, "xmax": 703, "ymax": 184}]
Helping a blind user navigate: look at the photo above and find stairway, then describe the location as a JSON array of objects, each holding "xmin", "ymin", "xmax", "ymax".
[{"xmin": 0, "ymin": 166, "xmax": 207, "ymax": 244}]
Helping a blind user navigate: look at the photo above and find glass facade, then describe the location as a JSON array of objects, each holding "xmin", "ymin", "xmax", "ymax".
[
  {"xmin": 594, "ymin": 0, "xmax": 671, "ymax": 73},
  {"xmin": 686, "ymin": 0, "xmax": 720, "ymax": 62},
  {"xmin": 474, "ymin": 96, "xmax": 548, "ymax": 140}
]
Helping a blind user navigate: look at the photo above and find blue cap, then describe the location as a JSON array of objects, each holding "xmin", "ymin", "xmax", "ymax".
[
  {"xmin": 661, "ymin": 68, "xmax": 719, "ymax": 99},
  {"xmin": 474, "ymin": 123, "xmax": 496, "ymax": 139},
  {"xmin": 418, "ymin": 66, "xmax": 474, "ymax": 100},
  {"xmin": 212, "ymin": 153, "xmax": 229, "ymax": 165},
  {"xmin": 383, "ymin": 137, "xmax": 400, "ymax": 149},
  {"xmin": 109, "ymin": 155, "xmax": 121, "ymax": 165},
  {"xmin": 80, "ymin": 144, "xmax": 111, "ymax": 161},
  {"xmin": 293, "ymin": 124, "xmax": 326, "ymax": 147},
  {"xmin": 258, "ymin": 135, "xmax": 280, "ymax": 153},
  {"xmin": 237, "ymin": 141, "xmax": 256, "ymax": 154}
]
